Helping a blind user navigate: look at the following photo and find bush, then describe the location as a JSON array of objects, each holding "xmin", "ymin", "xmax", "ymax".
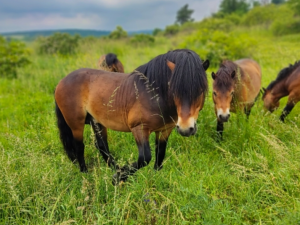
[
  {"xmin": 242, "ymin": 4, "xmax": 293, "ymax": 27},
  {"xmin": 152, "ymin": 28, "xmax": 162, "ymax": 36},
  {"xmin": 164, "ymin": 24, "xmax": 180, "ymax": 36},
  {"xmin": 108, "ymin": 26, "xmax": 128, "ymax": 39},
  {"xmin": 37, "ymin": 33, "xmax": 81, "ymax": 55},
  {"xmin": 271, "ymin": 17, "xmax": 300, "ymax": 36},
  {"xmin": 0, "ymin": 36, "xmax": 31, "ymax": 78},
  {"xmin": 130, "ymin": 34, "xmax": 155, "ymax": 45},
  {"xmin": 179, "ymin": 29, "xmax": 257, "ymax": 67}
]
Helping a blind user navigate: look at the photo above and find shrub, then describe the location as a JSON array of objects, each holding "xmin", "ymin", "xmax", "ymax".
[
  {"xmin": 152, "ymin": 28, "xmax": 162, "ymax": 36},
  {"xmin": 37, "ymin": 33, "xmax": 81, "ymax": 55},
  {"xmin": 108, "ymin": 26, "xmax": 128, "ymax": 39},
  {"xmin": 179, "ymin": 29, "xmax": 257, "ymax": 67},
  {"xmin": 164, "ymin": 24, "xmax": 180, "ymax": 36},
  {"xmin": 271, "ymin": 17, "xmax": 300, "ymax": 36},
  {"xmin": 130, "ymin": 34, "xmax": 155, "ymax": 45},
  {"xmin": 242, "ymin": 4, "xmax": 293, "ymax": 27},
  {"xmin": 0, "ymin": 36, "xmax": 31, "ymax": 78}
]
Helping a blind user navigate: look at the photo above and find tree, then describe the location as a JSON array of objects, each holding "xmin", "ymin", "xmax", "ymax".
[
  {"xmin": 176, "ymin": 4, "xmax": 194, "ymax": 25},
  {"xmin": 272, "ymin": 0, "xmax": 285, "ymax": 4},
  {"xmin": 288, "ymin": 0, "xmax": 300, "ymax": 15},
  {"xmin": 219, "ymin": 0, "xmax": 250, "ymax": 15},
  {"xmin": 0, "ymin": 36, "xmax": 31, "ymax": 78},
  {"xmin": 108, "ymin": 26, "xmax": 128, "ymax": 39}
]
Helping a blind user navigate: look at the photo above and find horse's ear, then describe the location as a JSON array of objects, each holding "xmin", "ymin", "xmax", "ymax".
[
  {"xmin": 211, "ymin": 72, "xmax": 216, "ymax": 80},
  {"xmin": 231, "ymin": 70, "xmax": 236, "ymax": 79},
  {"xmin": 202, "ymin": 60, "xmax": 210, "ymax": 71},
  {"xmin": 166, "ymin": 60, "xmax": 176, "ymax": 72}
]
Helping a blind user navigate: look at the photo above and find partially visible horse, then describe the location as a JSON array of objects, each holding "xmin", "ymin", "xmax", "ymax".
[
  {"xmin": 98, "ymin": 53, "xmax": 124, "ymax": 73},
  {"xmin": 211, "ymin": 59, "xmax": 261, "ymax": 137},
  {"xmin": 262, "ymin": 61, "xmax": 300, "ymax": 122},
  {"xmin": 55, "ymin": 49, "xmax": 209, "ymax": 184}
]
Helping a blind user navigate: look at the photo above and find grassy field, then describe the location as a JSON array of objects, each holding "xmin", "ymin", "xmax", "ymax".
[{"xmin": 1, "ymin": 29, "xmax": 300, "ymax": 224}]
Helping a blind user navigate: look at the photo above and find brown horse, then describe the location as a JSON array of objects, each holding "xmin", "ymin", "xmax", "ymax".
[
  {"xmin": 98, "ymin": 53, "xmax": 124, "ymax": 73},
  {"xmin": 262, "ymin": 61, "xmax": 300, "ymax": 122},
  {"xmin": 55, "ymin": 49, "xmax": 209, "ymax": 184},
  {"xmin": 211, "ymin": 59, "xmax": 261, "ymax": 137}
]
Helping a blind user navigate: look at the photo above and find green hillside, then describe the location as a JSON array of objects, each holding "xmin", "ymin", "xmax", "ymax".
[{"xmin": 1, "ymin": 2, "xmax": 300, "ymax": 224}]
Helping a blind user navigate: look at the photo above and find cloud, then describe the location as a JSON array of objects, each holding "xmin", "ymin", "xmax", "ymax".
[{"xmin": 0, "ymin": 0, "xmax": 222, "ymax": 33}]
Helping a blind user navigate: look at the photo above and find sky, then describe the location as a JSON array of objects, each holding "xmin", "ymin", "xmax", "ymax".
[{"xmin": 0, "ymin": 0, "xmax": 223, "ymax": 33}]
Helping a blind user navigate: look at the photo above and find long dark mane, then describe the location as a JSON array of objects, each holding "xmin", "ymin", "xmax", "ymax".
[
  {"xmin": 135, "ymin": 49, "xmax": 208, "ymax": 105},
  {"xmin": 105, "ymin": 53, "xmax": 118, "ymax": 67},
  {"xmin": 214, "ymin": 60, "xmax": 242, "ymax": 90},
  {"xmin": 266, "ymin": 60, "xmax": 300, "ymax": 91}
]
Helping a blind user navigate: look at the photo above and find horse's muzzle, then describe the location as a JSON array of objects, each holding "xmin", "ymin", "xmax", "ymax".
[
  {"xmin": 176, "ymin": 123, "xmax": 197, "ymax": 137},
  {"xmin": 218, "ymin": 114, "xmax": 230, "ymax": 122}
]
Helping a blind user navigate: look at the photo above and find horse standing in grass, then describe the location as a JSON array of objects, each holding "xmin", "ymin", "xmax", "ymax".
[
  {"xmin": 211, "ymin": 59, "xmax": 261, "ymax": 137},
  {"xmin": 262, "ymin": 61, "xmax": 300, "ymax": 122},
  {"xmin": 98, "ymin": 53, "xmax": 124, "ymax": 73},
  {"xmin": 55, "ymin": 49, "xmax": 209, "ymax": 184}
]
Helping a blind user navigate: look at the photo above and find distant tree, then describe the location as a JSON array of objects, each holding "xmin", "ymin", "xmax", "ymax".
[
  {"xmin": 0, "ymin": 36, "xmax": 30, "ymax": 78},
  {"xmin": 272, "ymin": 0, "xmax": 285, "ymax": 4},
  {"xmin": 219, "ymin": 0, "xmax": 250, "ymax": 14},
  {"xmin": 152, "ymin": 28, "xmax": 162, "ymax": 36},
  {"xmin": 288, "ymin": 0, "xmax": 300, "ymax": 15},
  {"xmin": 176, "ymin": 4, "xmax": 194, "ymax": 25},
  {"xmin": 252, "ymin": 1, "xmax": 261, "ymax": 7},
  {"xmin": 109, "ymin": 26, "xmax": 128, "ymax": 39},
  {"xmin": 164, "ymin": 24, "xmax": 180, "ymax": 36}
]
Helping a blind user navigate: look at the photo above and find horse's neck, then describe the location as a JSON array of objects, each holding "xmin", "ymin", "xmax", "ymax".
[{"xmin": 271, "ymin": 79, "xmax": 289, "ymax": 99}]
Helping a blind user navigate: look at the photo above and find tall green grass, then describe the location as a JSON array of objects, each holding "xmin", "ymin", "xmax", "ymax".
[{"xmin": 0, "ymin": 31, "xmax": 300, "ymax": 224}]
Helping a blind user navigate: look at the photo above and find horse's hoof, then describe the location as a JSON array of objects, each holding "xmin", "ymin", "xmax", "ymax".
[
  {"xmin": 154, "ymin": 164, "xmax": 163, "ymax": 171},
  {"xmin": 80, "ymin": 166, "xmax": 88, "ymax": 173},
  {"xmin": 112, "ymin": 171, "xmax": 127, "ymax": 186}
]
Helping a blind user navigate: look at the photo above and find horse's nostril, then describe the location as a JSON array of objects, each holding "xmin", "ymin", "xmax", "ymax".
[
  {"xmin": 176, "ymin": 125, "xmax": 179, "ymax": 129},
  {"xmin": 189, "ymin": 127, "xmax": 194, "ymax": 133}
]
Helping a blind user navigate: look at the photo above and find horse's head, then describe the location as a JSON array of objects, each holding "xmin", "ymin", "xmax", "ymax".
[
  {"xmin": 167, "ymin": 59, "xmax": 209, "ymax": 137},
  {"xmin": 211, "ymin": 69, "xmax": 236, "ymax": 123},
  {"xmin": 262, "ymin": 87, "xmax": 279, "ymax": 112}
]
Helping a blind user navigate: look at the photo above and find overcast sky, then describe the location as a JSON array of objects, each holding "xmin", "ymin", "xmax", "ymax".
[{"xmin": 0, "ymin": 0, "xmax": 223, "ymax": 33}]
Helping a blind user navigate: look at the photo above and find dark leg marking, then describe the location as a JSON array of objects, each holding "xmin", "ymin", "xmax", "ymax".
[
  {"xmin": 217, "ymin": 121, "xmax": 224, "ymax": 140},
  {"xmin": 73, "ymin": 139, "xmax": 87, "ymax": 172},
  {"xmin": 154, "ymin": 138, "xmax": 168, "ymax": 171},
  {"xmin": 280, "ymin": 104, "xmax": 295, "ymax": 122},
  {"xmin": 113, "ymin": 140, "xmax": 152, "ymax": 185},
  {"xmin": 90, "ymin": 119, "xmax": 117, "ymax": 169}
]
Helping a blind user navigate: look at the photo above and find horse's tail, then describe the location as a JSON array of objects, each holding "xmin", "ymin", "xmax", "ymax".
[
  {"xmin": 105, "ymin": 53, "xmax": 118, "ymax": 67},
  {"xmin": 55, "ymin": 101, "xmax": 76, "ymax": 161}
]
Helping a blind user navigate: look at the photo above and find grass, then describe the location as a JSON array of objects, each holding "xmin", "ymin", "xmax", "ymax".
[{"xmin": 0, "ymin": 30, "xmax": 300, "ymax": 224}]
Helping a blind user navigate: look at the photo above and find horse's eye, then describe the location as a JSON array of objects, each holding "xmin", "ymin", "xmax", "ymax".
[{"xmin": 213, "ymin": 91, "xmax": 217, "ymax": 96}]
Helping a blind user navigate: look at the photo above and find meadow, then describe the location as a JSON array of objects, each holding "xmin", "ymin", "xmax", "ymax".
[{"xmin": 1, "ymin": 22, "xmax": 300, "ymax": 225}]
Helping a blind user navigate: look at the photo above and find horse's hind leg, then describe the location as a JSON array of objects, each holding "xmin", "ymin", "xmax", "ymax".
[{"xmin": 90, "ymin": 119, "xmax": 117, "ymax": 168}]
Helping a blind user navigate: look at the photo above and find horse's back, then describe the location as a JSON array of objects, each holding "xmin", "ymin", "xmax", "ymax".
[{"xmin": 235, "ymin": 59, "xmax": 262, "ymax": 103}]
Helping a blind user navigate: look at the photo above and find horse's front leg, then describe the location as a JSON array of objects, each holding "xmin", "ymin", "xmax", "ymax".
[
  {"xmin": 217, "ymin": 121, "xmax": 224, "ymax": 139},
  {"xmin": 112, "ymin": 126, "xmax": 151, "ymax": 185},
  {"xmin": 154, "ymin": 128, "xmax": 173, "ymax": 171},
  {"xmin": 280, "ymin": 94, "xmax": 299, "ymax": 122}
]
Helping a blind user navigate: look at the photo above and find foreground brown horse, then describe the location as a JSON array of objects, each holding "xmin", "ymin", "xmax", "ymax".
[
  {"xmin": 98, "ymin": 53, "xmax": 124, "ymax": 73},
  {"xmin": 211, "ymin": 59, "xmax": 261, "ymax": 137},
  {"xmin": 55, "ymin": 49, "xmax": 209, "ymax": 184},
  {"xmin": 262, "ymin": 61, "xmax": 300, "ymax": 122}
]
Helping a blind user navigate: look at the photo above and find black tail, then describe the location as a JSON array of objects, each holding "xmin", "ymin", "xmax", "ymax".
[
  {"xmin": 105, "ymin": 53, "xmax": 118, "ymax": 66},
  {"xmin": 55, "ymin": 101, "xmax": 76, "ymax": 162}
]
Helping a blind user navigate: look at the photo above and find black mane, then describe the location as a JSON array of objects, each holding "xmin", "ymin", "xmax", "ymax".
[
  {"xmin": 267, "ymin": 60, "xmax": 300, "ymax": 90},
  {"xmin": 105, "ymin": 53, "xmax": 118, "ymax": 66},
  {"xmin": 135, "ymin": 49, "xmax": 208, "ymax": 105}
]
